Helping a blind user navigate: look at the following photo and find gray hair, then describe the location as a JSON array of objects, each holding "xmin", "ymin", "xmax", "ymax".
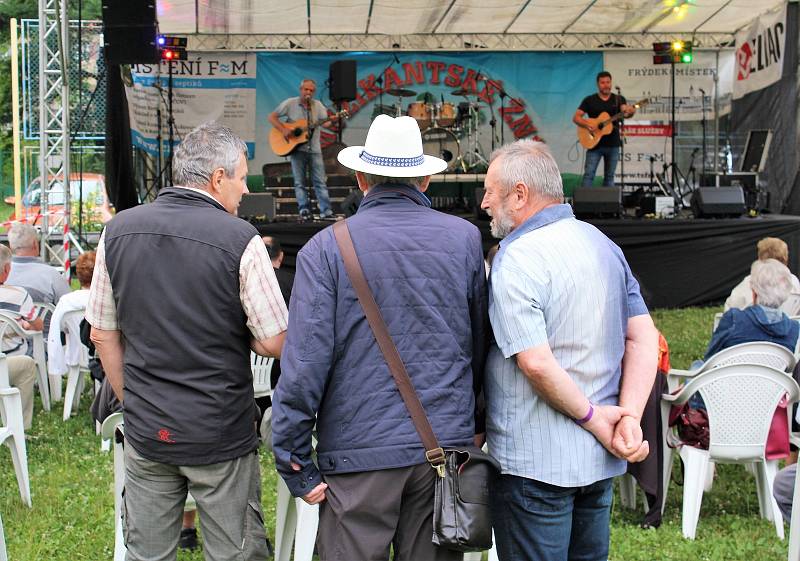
[
  {"xmin": 489, "ymin": 139, "xmax": 564, "ymax": 201},
  {"xmin": 361, "ymin": 173, "xmax": 426, "ymax": 189},
  {"xmin": 7, "ymin": 223, "xmax": 38, "ymax": 252},
  {"xmin": 300, "ymin": 78, "xmax": 316, "ymax": 88},
  {"xmin": 750, "ymin": 258, "xmax": 793, "ymax": 308},
  {"xmin": 0, "ymin": 244, "xmax": 11, "ymax": 269},
  {"xmin": 172, "ymin": 122, "xmax": 247, "ymax": 189}
]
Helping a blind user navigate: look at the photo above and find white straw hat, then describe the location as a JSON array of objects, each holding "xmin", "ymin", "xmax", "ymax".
[{"xmin": 337, "ymin": 115, "xmax": 448, "ymax": 177}]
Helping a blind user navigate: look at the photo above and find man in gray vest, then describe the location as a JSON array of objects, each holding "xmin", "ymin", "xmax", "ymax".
[{"xmin": 87, "ymin": 122, "xmax": 288, "ymax": 561}]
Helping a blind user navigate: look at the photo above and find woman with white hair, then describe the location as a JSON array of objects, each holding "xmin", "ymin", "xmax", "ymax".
[{"xmin": 706, "ymin": 258, "xmax": 799, "ymax": 358}]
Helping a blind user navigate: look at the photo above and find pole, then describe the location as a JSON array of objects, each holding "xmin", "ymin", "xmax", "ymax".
[
  {"xmin": 10, "ymin": 18, "xmax": 22, "ymax": 220},
  {"xmin": 168, "ymin": 61, "xmax": 174, "ymax": 186},
  {"xmin": 670, "ymin": 58, "xmax": 676, "ymax": 195}
]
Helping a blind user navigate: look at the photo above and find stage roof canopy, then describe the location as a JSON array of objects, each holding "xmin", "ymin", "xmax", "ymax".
[{"xmin": 157, "ymin": 0, "xmax": 786, "ymax": 36}]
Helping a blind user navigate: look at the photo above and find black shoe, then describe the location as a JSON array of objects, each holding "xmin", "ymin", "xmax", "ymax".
[{"xmin": 179, "ymin": 527, "xmax": 199, "ymax": 551}]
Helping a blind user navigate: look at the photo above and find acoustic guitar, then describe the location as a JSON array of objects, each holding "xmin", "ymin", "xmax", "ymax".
[
  {"xmin": 576, "ymin": 98, "xmax": 648, "ymax": 150},
  {"xmin": 269, "ymin": 109, "xmax": 349, "ymax": 156}
]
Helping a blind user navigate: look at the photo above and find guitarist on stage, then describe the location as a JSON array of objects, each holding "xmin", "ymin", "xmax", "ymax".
[
  {"xmin": 268, "ymin": 78, "xmax": 337, "ymax": 220},
  {"xmin": 573, "ymin": 71, "xmax": 636, "ymax": 187}
]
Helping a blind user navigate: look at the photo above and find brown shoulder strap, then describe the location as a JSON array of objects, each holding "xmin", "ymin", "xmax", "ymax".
[{"xmin": 332, "ymin": 220, "xmax": 445, "ymax": 468}]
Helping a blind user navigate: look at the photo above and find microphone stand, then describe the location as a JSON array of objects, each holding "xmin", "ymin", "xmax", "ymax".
[
  {"xmin": 700, "ymin": 88, "xmax": 707, "ymax": 179},
  {"xmin": 483, "ymin": 75, "xmax": 519, "ymax": 146},
  {"xmin": 616, "ymin": 86, "xmax": 625, "ymax": 191},
  {"xmin": 375, "ymin": 54, "xmax": 399, "ymax": 116}
]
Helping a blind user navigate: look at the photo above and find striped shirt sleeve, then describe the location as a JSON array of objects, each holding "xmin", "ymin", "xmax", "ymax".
[
  {"xmin": 239, "ymin": 235, "xmax": 288, "ymax": 341},
  {"xmin": 85, "ymin": 230, "xmax": 120, "ymax": 330},
  {"xmin": 491, "ymin": 263, "xmax": 549, "ymax": 359}
]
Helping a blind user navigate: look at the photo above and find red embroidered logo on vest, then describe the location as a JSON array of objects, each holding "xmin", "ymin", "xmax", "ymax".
[{"xmin": 157, "ymin": 429, "xmax": 176, "ymax": 443}]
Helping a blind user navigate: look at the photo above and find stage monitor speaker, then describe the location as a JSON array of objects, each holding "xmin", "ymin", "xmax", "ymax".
[
  {"xmin": 329, "ymin": 60, "xmax": 357, "ymax": 103},
  {"xmin": 690, "ymin": 187, "xmax": 745, "ymax": 218},
  {"xmin": 102, "ymin": 0, "xmax": 159, "ymax": 65},
  {"xmin": 572, "ymin": 187, "xmax": 621, "ymax": 218},
  {"xmin": 238, "ymin": 193, "xmax": 276, "ymax": 223}
]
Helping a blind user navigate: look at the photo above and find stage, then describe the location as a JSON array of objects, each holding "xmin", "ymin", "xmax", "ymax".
[{"xmin": 258, "ymin": 212, "xmax": 800, "ymax": 309}]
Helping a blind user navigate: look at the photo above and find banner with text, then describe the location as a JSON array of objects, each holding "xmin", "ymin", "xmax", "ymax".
[
  {"xmin": 125, "ymin": 53, "xmax": 257, "ymax": 158},
  {"xmin": 733, "ymin": 3, "xmax": 787, "ymax": 99},
  {"xmin": 604, "ymin": 50, "xmax": 735, "ymax": 121},
  {"xmin": 255, "ymin": 51, "xmax": 602, "ymax": 177}
]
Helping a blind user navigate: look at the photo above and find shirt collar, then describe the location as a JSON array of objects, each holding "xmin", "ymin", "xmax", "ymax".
[
  {"xmin": 11, "ymin": 256, "xmax": 42, "ymax": 264},
  {"xmin": 491, "ymin": 203, "xmax": 573, "ymax": 278},
  {"xmin": 357, "ymin": 183, "xmax": 432, "ymax": 212},
  {"xmin": 173, "ymin": 185, "xmax": 225, "ymax": 207}
]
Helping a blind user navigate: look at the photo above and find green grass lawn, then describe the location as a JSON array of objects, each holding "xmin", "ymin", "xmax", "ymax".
[{"xmin": 0, "ymin": 306, "xmax": 792, "ymax": 560}]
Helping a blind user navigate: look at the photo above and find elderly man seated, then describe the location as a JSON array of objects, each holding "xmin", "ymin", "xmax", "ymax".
[
  {"xmin": 6, "ymin": 222, "xmax": 71, "ymax": 307},
  {"xmin": 725, "ymin": 237, "xmax": 800, "ymax": 316},
  {"xmin": 0, "ymin": 244, "xmax": 43, "ymax": 430}
]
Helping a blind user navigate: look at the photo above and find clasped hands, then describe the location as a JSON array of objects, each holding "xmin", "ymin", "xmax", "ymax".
[{"xmin": 583, "ymin": 405, "xmax": 649, "ymax": 463}]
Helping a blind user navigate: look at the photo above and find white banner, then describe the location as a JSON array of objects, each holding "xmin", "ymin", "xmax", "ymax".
[
  {"xmin": 604, "ymin": 51, "xmax": 735, "ymax": 121},
  {"xmin": 615, "ymin": 124, "xmax": 673, "ymax": 185},
  {"xmin": 125, "ymin": 53, "xmax": 257, "ymax": 158},
  {"xmin": 733, "ymin": 3, "xmax": 787, "ymax": 99}
]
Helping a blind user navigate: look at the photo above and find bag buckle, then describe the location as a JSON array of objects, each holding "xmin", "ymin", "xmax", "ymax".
[{"xmin": 426, "ymin": 448, "xmax": 446, "ymax": 478}]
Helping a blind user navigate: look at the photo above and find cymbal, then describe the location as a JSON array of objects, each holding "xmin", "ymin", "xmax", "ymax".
[
  {"xmin": 386, "ymin": 88, "xmax": 417, "ymax": 97},
  {"xmin": 451, "ymin": 88, "xmax": 474, "ymax": 97}
]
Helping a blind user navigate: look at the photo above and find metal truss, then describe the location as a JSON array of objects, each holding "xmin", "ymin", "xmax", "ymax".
[
  {"xmin": 188, "ymin": 32, "xmax": 735, "ymax": 52},
  {"xmin": 38, "ymin": 0, "xmax": 70, "ymax": 268}
]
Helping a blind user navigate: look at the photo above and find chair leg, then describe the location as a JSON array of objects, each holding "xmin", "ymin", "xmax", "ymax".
[
  {"xmin": 293, "ymin": 501, "xmax": 319, "ymax": 561},
  {"xmin": 48, "ymin": 373, "xmax": 62, "ymax": 404},
  {"xmin": 63, "ymin": 366, "xmax": 82, "ymax": 421},
  {"xmin": 619, "ymin": 473, "xmax": 637, "ymax": 509},
  {"xmin": 274, "ymin": 477, "xmax": 297, "ymax": 561},
  {"xmin": 32, "ymin": 336, "xmax": 50, "ymax": 411},
  {"xmin": 680, "ymin": 446, "xmax": 709, "ymax": 539},
  {"xmin": 754, "ymin": 461, "xmax": 772, "ymax": 521},
  {"xmin": 0, "ymin": 511, "xmax": 7, "ymax": 561},
  {"xmin": 760, "ymin": 460, "xmax": 785, "ymax": 540},
  {"xmin": 7, "ymin": 434, "xmax": 31, "ymax": 507},
  {"xmin": 661, "ymin": 402, "xmax": 674, "ymax": 515}
]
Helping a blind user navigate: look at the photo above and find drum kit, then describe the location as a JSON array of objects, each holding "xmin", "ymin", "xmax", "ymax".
[{"xmin": 372, "ymin": 87, "xmax": 489, "ymax": 173}]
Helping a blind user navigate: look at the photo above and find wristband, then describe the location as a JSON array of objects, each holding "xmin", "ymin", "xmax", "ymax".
[{"xmin": 574, "ymin": 403, "xmax": 594, "ymax": 426}]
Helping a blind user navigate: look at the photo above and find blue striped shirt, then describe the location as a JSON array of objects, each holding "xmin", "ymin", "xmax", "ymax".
[{"xmin": 486, "ymin": 204, "xmax": 648, "ymax": 487}]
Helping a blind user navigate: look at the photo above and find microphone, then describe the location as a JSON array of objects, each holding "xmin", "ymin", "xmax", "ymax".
[
  {"xmin": 615, "ymin": 86, "xmax": 621, "ymax": 93},
  {"xmin": 441, "ymin": 93, "xmax": 445, "ymax": 104},
  {"xmin": 699, "ymin": 87, "xmax": 706, "ymax": 95},
  {"xmin": 393, "ymin": 53, "xmax": 400, "ymax": 64}
]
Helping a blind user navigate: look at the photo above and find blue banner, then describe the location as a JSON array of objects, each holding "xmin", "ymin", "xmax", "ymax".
[{"xmin": 255, "ymin": 51, "xmax": 602, "ymax": 177}]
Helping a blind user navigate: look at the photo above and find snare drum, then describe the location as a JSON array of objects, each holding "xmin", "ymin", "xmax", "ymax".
[
  {"xmin": 407, "ymin": 102, "xmax": 433, "ymax": 130},
  {"xmin": 422, "ymin": 127, "xmax": 461, "ymax": 172},
  {"xmin": 437, "ymin": 102, "xmax": 457, "ymax": 127}
]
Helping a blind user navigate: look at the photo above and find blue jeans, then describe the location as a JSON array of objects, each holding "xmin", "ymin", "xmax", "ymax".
[
  {"xmin": 582, "ymin": 146, "xmax": 620, "ymax": 187},
  {"xmin": 490, "ymin": 474, "xmax": 614, "ymax": 561},
  {"xmin": 289, "ymin": 150, "xmax": 332, "ymax": 216}
]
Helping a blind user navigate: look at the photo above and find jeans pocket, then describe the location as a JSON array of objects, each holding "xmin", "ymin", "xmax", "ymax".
[
  {"xmin": 243, "ymin": 500, "xmax": 270, "ymax": 560},
  {"xmin": 520, "ymin": 479, "xmax": 574, "ymax": 514}
]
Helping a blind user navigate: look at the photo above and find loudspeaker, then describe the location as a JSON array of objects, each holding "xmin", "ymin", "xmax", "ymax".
[
  {"xmin": 329, "ymin": 60, "xmax": 357, "ymax": 103},
  {"xmin": 572, "ymin": 187, "xmax": 622, "ymax": 218},
  {"xmin": 690, "ymin": 187, "xmax": 745, "ymax": 218},
  {"xmin": 238, "ymin": 193, "xmax": 276, "ymax": 223},
  {"xmin": 102, "ymin": 0, "xmax": 159, "ymax": 65}
]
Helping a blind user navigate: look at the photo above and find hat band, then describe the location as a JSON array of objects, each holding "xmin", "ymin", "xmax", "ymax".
[{"xmin": 359, "ymin": 150, "xmax": 425, "ymax": 168}]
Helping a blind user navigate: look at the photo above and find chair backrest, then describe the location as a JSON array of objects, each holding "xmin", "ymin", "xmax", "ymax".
[
  {"xmin": 678, "ymin": 363, "xmax": 800, "ymax": 461},
  {"xmin": 100, "ymin": 411, "xmax": 124, "ymax": 441},
  {"xmin": 60, "ymin": 308, "xmax": 89, "ymax": 367},
  {"xmin": 251, "ymin": 352, "xmax": 274, "ymax": 399},
  {"xmin": 700, "ymin": 341, "xmax": 797, "ymax": 374},
  {"xmin": 712, "ymin": 312, "xmax": 723, "ymax": 333}
]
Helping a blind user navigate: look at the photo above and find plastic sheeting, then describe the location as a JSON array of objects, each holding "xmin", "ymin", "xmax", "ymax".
[{"xmin": 156, "ymin": 0, "xmax": 787, "ymax": 36}]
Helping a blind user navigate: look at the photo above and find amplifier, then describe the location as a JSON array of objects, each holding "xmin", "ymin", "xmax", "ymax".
[
  {"xmin": 572, "ymin": 187, "xmax": 622, "ymax": 218},
  {"xmin": 690, "ymin": 187, "xmax": 745, "ymax": 218},
  {"xmin": 238, "ymin": 193, "xmax": 276, "ymax": 223}
]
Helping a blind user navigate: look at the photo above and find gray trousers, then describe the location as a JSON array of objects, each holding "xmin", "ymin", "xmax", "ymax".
[
  {"xmin": 122, "ymin": 441, "xmax": 269, "ymax": 561},
  {"xmin": 317, "ymin": 462, "xmax": 463, "ymax": 561},
  {"xmin": 773, "ymin": 463, "xmax": 796, "ymax": 524}
]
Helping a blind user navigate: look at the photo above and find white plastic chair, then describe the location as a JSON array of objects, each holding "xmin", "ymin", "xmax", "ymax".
[
  {"xmin": 662, "ymin": 341, "xmax": 798, "ymax": 514},
  {"xmin": 101, "ymin": 412, "xmax": 126, "ymax": 561},
  {"xmin": 0, "ymin": 311, "xmax": 50, "ymax": 412},
  {"xmin": 788, "ymin": 434, "xmax": 800, "ymax": 561},
  {"xmin": 251, "ymin": 352, "xmax": 274, "ymax": 399},
  {"xmin": 58, "ymin": 309, "xmax": 91, "ymax": 422},
  {"xmin": 712, "ymin": 312, "xmax": 724, "ymax": 333},
  {"xmin": 662, "ymin": 363, "xmax": 799, "ymax": 539},
  {"xmin": 0, "ymin": 509, "xmax": 7, "ymax": 561},
  {"xmin": 0, "ymin": 353, "xmax": 32, "ymax": 507},
  {"xmin": 274, "ymin": 432, "xmax": 318, "ymax": 561}
]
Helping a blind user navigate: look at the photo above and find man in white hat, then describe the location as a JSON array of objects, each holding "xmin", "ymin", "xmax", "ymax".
[{"xmin": 272, "ymin": 115, "xmax": 488, "ymax": 560}]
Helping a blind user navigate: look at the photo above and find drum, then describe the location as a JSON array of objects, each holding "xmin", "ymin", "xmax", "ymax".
[
  {"xmin": 372, "ymin": 104, "xmax": 399, "ymax": 119},
  {"xmin": 437, "ymin": 102, "xmax": 457, "ymax": 127},
  {"xmin": 407, "ymin": 102, "xmax": 433, "ymax": 130},
  {"xmin": 422, "ymin": 128, "xmax": 461, "ymax": 173}
]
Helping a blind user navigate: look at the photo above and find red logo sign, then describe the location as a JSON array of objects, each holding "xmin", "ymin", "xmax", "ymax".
[
  {"xmin": 157, "ymin": 429, "xmax": 176, "ymax": 443},
  {"xmin": 737, "ymin": 42, "xmax": 753, "ymax": 81}
]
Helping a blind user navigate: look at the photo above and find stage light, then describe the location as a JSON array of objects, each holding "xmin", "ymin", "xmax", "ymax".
[
  {"xmin": 681, "ymin": 52, "xmax": 693, "ymax": 63},
  {"xmin": 157, "ymin": 36, "xmax": 166, "ymax": 46},
  {"xmin": 671, "ymin": 41, "xmax": 684, "ymax": 51},
  {"xmin": 163, "ymin": 49, "xmax": 174, "ymax": 60}
]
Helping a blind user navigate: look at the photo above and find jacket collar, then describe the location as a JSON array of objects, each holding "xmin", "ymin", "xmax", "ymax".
[
  {"xmin": 357, "ymin": 183, "xmax": 432, "ymax": 213},
  {"xmin": 157, "ymin": 186, "xmax": 228, "ymax": 213}
]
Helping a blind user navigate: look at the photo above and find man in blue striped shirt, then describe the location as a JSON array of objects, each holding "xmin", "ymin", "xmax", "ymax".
[{"xmin": 481, "ymin": 140, "xmax": 659, "ymax": 561}]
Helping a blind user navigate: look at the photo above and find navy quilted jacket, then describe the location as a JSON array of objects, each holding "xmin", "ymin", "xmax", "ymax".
[{"xmin": 272, "ymin": 184, "xmax": 488, "ymax": 497}]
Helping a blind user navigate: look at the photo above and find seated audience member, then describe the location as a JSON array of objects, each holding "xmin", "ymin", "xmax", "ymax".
[
  {"xmin": 0, "ymin": 244, "xmax": 42, "ymax": 429},
  {"xmin": 774, "ymin": 460, "xmax": 797, "ymax": 523},
  {"xmin": 725, "ymin": 237, "xmax": 800, "ymax": 316},
  {"xmin": 7, "ymin": 223, "xmax": 71, "ymax": 307},
  {"xmin": 47, "ymin": 251, "xmax": 96, "ymax": 378}
]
